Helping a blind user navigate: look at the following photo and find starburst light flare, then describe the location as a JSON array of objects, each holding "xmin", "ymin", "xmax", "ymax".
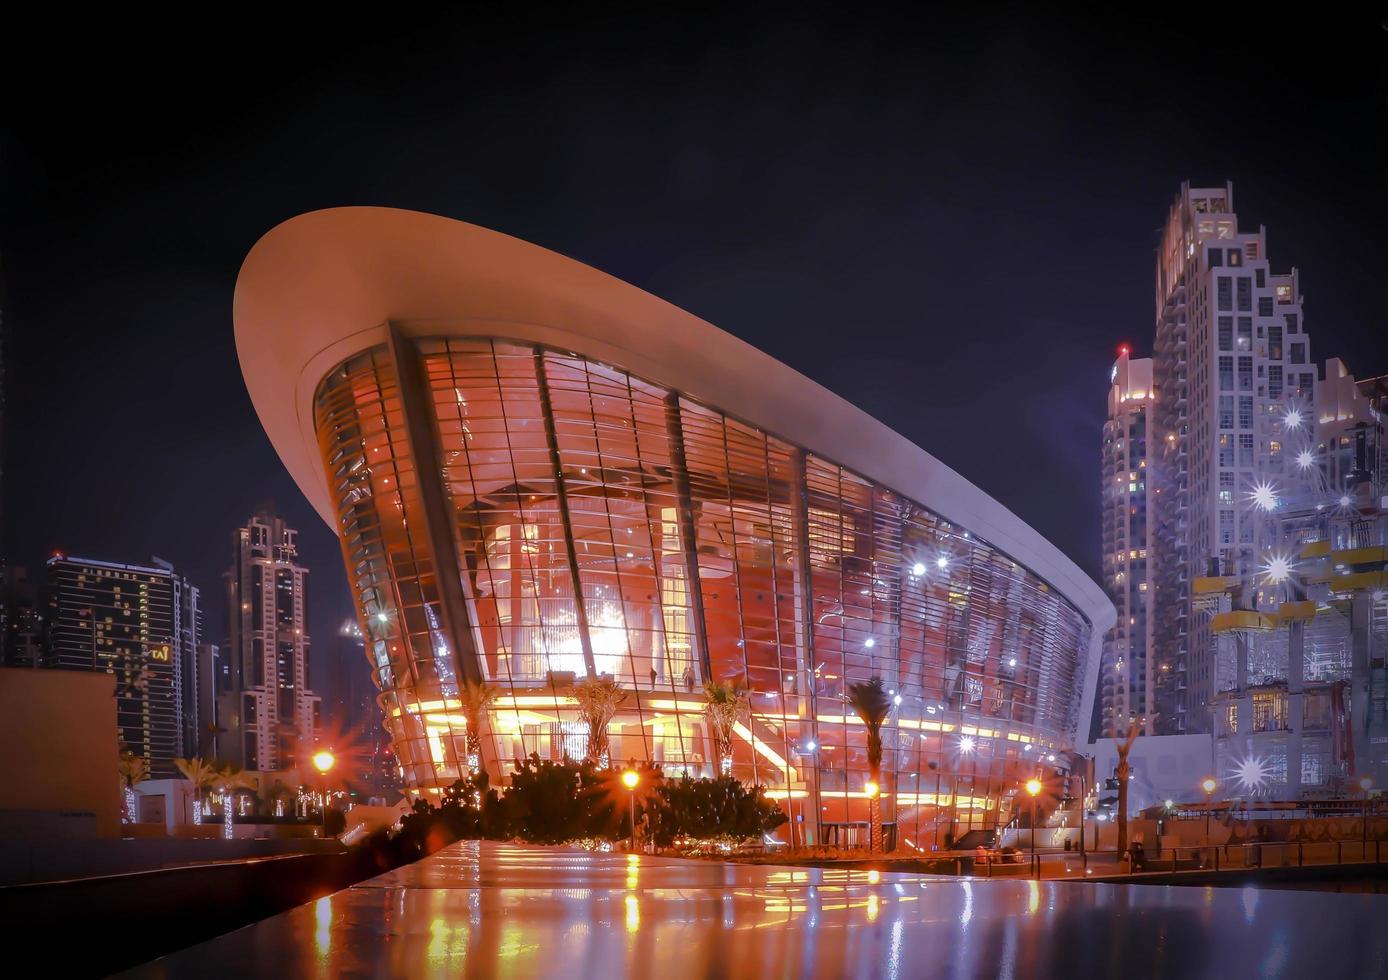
[{"xmin": 1246, "ymin": 480, "xmax": 1279, "ymax": 513}]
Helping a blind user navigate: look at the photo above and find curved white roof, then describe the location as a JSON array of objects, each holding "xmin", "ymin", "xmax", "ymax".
[{"xmin": 234, "ymin": 207, "xmax": 1114, "ymax": 649}]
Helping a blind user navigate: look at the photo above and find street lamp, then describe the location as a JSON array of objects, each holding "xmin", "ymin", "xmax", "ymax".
[
  {"xmin": 1360, "ymin": 775, "xmax": 1374, "ymax": 849},
  {"xmin": 313, "ymin": 749, "xmax": 335, "ymax": 834},
  {"xmin": 1201, "ymin": 776, "xmax": 1217, "ymax": 846},
  {"xmin": 621, "ymin": 768, "xmax": 640, "ymax": 852},
  {"xmin": 1025, "ymin": 778, "xmax": 1042, "ymax": 874}
]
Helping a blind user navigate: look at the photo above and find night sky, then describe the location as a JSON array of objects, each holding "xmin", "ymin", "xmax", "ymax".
[{"xmin": 3, "ymin": 8, "xmax": 1384, "ymax": 710}]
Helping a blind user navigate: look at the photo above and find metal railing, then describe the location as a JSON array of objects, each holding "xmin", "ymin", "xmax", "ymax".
[
  {"xmin": 969, "ymin": 839, "xmax": 1385, "ymax": 880},
  {"xmin": 1118, "ymin": 839, "xmax": 1385, "ymax": 877}
]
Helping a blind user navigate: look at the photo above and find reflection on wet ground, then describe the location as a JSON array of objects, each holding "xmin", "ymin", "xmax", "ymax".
[{"xmin": 127, "ymin": 841, "xmax": 1388, "ymax": 978}]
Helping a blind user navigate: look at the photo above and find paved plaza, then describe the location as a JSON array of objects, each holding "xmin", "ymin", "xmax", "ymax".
[{"xmin": 127, "ymin": 840, "xmax": 1388, "ymax": 978}]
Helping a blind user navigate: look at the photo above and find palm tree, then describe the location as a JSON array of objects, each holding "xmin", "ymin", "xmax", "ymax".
[
  {"xmin": 212, "ymin": 764, "xmax": 256, "ymax": 840},
  {"xmin": 117, "ymin": 746, "xmax": 147, "ymax": 825},
  {"xmin": 573, "ymin": 677, "xmax": 626, "ymax": 767},
  {"xmin": 460, "ymin": 678, "xmax": 500, "ymax": 774},
  {"xmin": 174, "ymin": 756, "xmax": 216, "ymax": 825},
  {"xmin": 1114, "ymin": 718, "xmax": 1144, "ymax": 859},
  {"xmin": 845, "ymin": 677, "xmax": 893, "ymax": 852},
  {"xmin": 703, "ymin": 679, "xmax": 749, "ymax": 778}
]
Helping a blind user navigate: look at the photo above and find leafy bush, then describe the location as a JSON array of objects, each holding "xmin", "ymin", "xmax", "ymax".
[
  {"xmin": 647, "ymin": 774, "xmax": 788, "ymax": 847},
  {"xmin": 373, "ymin": 757, "xmax": 788, "ymax": 854},
  {"xmin": 502, "ymin": 754, "xmax": 621, "ymax": 844}
]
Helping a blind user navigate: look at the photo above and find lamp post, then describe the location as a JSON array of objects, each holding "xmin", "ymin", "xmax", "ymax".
[
  {"xmin": 1025, "ymin": 778, "xmax": 1042, "ymax": 875},
  {"xmin": 621, "ymin": 768, "xmax": 640, "ymax": 852},
  {"xmin": 1201, "ymin": 777, "xmax": 1217, "ymax": 846},
  {"xmin": 313, "ymin": 749, "xmax": 335, "ymax": 835},
  {"xmin": 1360, "ymin": 775, "xmax": 1374, "ymax": 850}
]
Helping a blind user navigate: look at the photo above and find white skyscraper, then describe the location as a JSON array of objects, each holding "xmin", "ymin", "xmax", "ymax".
[
  {"xmin": 1097, "ymin": 347, "xmax": 1154, "ymax": 738},
  {"xmin": 222, "ymin": 510, "xmax": 319, "ymax": 770},
  {"xmin": 1150, "ymin": 181, "xmax": 1314, "ymax": 735}
]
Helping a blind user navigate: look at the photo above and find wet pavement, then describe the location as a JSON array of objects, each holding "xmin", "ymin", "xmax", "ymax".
[{"xmin": 127, "ymin": 840, "xmax": 1388, "ymax": 978}]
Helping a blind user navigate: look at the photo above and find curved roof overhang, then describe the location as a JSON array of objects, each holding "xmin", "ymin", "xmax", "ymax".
[{"xmin": 234, "ymin": 207, "xmax": 1114, "ymax": 710}]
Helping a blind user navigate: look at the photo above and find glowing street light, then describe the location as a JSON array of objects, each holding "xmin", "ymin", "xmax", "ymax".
[
  {"xmin": 1025, "ymin": 778, "xmax": 1042, "ymax": 874},
  {"xmin": 313, "ymin": 749, "xmax": 336, "ymax": 835},
  {"xmin": 1201, "ymin": 776, "xmax": 1217, "ymax": 845},
  {"xmin": 621, "ymin": 768, "xmax": 640, "ymax": 852}
]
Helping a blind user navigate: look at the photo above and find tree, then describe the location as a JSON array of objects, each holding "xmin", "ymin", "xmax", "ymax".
[
  {"xmin": 117, "ymin": 746, "xmax": 147, "ymax": 825},
  {"xmin": 703, "ymin": 679, "xmax": 749, "ymax": 778},
  {"xmin": 573, "ymin": 677, "xmax": 626, "ymax": 767},
  {"xmin": 212, "ymin": 764, "xmax": 256, "ymax": 840},
  {"xmin": 1114, "ymin": 718, "xmax": 1144, "ymax": 858},
  {"xmin": 460, "ymin": 679, "xmax": 500, "ymax": 774},
  {"xmin": 174, "ymin": 756, "xmax": 216, "ymax": 825},
  {"xmin": 845, "ymin": 677, "xmax": 893, "ymax": 852}
]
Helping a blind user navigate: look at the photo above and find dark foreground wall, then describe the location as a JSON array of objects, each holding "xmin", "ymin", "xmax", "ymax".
[{"xmin": 0, "ymin": 848, "xmax": 400, "ymax": 976}]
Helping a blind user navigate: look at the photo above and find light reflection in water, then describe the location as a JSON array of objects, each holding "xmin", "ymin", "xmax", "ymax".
[
  {"xmin": 314, "ymin": 896, "xmax": 331, "ymax": 960},
  {"xmin": 626, "ymin": 894, "xmax": 641, "ymax": 933},
  {"xmin": 1241, "ymin": 885, "xmax": 1259, "ymax": 925},
  {"xmin": 887, "ymin": 917, "xmax": 904, "ymax": 979}
]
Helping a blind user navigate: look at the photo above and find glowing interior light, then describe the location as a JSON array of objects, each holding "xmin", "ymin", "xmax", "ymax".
[
  {"xmin": 1246, "ymin": 481, "xmax": 1279, "ymax": 512},
  {"xmin": 1339, "ymin": 495, "xmax": 1353, "ymax": 508},
  {"xmin": 959, "ymin": 735, "xmax": 976, "ymax": 754},
  {"xmin": 1260, "ymin": 553, "xmax": 1295, "ymax": 584},
  {"xmin": 805, "ymin": 740, "xmax": 816, "ymax": 752},
  {"xmin": 1008, "ymin": 658, "xmax": 1018, "ymax": 668},
  {"xmin": 1281, "ymin": 408, "xmax": 1304, "ymax": 431},
  {"xmin": 893, "ymin": 694, "xmax": 903, "ymax": 706},
  {"xmin": 1295, "ymin": 449, "xmax": 1315, "ymax": 470},
  {"xmin": 864, "ymin": 637, "xmax": 875, "ymax": 649},
  {"xmin": 375, "ymin": 612, "xmax": 389, "ymax": 623},
  {"xmin": 912, "ymin": 562, "xmax": 927, "ymax": 576},
  {"xmin": 937, "ymin": 556, "xmax": 949, "ymax": 570}
]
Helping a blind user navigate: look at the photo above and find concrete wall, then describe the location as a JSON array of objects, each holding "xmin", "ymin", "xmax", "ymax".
[{"xmin": 0, "ymin": 667, "xmax": 120, "ymax": 837}]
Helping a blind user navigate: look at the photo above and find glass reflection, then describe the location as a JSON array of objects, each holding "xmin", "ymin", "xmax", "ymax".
[{"xmin": 314, "ymin": 339, "xmax": 1095, "ymax": 836}]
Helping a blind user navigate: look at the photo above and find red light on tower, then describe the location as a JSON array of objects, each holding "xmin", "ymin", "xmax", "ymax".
[{"xmin": 1117, "ymin": 344, "xmax": 1131, "ymax": 358}]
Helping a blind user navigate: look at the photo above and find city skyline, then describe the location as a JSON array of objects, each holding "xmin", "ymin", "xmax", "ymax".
[{"xmin": 2, "ymin": 9, "xmax": 1384, "ymax": 731}]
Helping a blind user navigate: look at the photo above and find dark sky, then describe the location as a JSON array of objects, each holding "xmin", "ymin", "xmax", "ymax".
[{"xmin": 3, "ymin": 7, "xmax": 1385, "ymax": 710}]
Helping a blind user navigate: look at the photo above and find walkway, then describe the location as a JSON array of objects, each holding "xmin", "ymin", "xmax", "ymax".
[{"xmin": 128, "ymin": 840, "xmax": 1388, "ymax": 978}]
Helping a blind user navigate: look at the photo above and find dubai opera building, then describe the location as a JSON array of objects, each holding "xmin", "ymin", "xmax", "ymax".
[{"xmin": 236, "ymin": 208, "xmax": 1113, "ymax": 849}]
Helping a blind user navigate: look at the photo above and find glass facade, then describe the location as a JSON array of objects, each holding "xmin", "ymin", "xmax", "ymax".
[{"xmin": 314, "ymin": 337, "xmax": 1093, "ymax": 848}]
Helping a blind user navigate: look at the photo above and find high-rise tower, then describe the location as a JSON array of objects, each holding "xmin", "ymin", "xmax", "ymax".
[
  {"xmin": 223, "ymin": 510, "xmax": 319, "ymax": 770},
  {"xmin": 1097, "ymin": 346, "xmax": 1154, "ymax": 738},
  {"xmin": 44, "ymin": 555, "xmax": 202, "ymax": 775},
  {"xmin": 1151, "ymin": 181, "xmax": 1313, "ymax": 735}
]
